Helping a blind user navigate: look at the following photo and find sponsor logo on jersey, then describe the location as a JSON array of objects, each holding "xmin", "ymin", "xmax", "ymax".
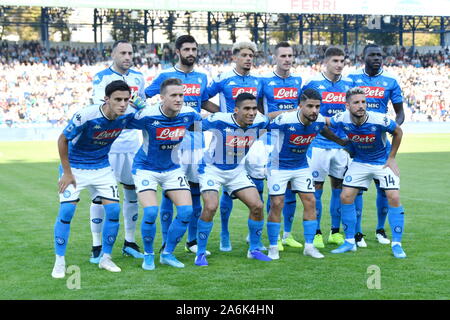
[
  {"xmin": 156, "ymin": 126, "xmax": 186, "ymax": 140},
  {"xmin": 129, "ymin": 86, "xmax": 139, "ymax": 93},
  {"xmin": 348, "ymin": 133, "xmax": 376, "ymax": 143},
  {"xmin": 361, "ymin": 86, "xmax": 385, "ymax": 98},
  {"xmin": 183, "ymin": 83, "xmax": 201, "ymax": 96},
  {"xmin": 93, "ymin": 128, "xmax": 122, "ymax": 140},
  {"xmin": 274, "ymin": 87, "xmax": 298, "ymax": 100},
  {"xmin": 322, "ymin": 92, "xmax": 346, "ymax": 104},
  {"xmin": 231, "ymin": 87, "xmax": 257, "ymax": 99},
  {"xmin": 289, "ymin": 133, "xmax": 316, "ymax": 146},
  {"xmin": 225, "ymin": 136, "xmax": 255, "ymax": 148}
]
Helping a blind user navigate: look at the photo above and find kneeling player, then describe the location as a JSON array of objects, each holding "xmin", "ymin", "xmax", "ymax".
[{"xmin": 329, "ymin": 87, "xmax": 406, "ymax": 258}]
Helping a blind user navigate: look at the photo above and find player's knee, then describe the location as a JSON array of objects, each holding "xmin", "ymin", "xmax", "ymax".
[
  {"xmin": 270, "ymin": 196, "xmax": 284, "ymax": 211},
  {"xmin": 203, "ymin": 201, "xmax": 218, "ymax": 215},
  {"xmin": 249, "ymin": 199, "xmax": 264, "ymax": 215},
  {"xmin": 58, "ymin": 203, "xmax": 77, "ymax": 223},
  {"xmin": 176, "ymin": 205, "xmax": 193, "ymax": 224},
  {"xmin": 143, "ymin": 206, "xmax": 158, "ymax": 224},
  {"xmin": 340, "ymin": 192, "xmax": 354, "ymax": 204},
  {"xmin": 386, "ymin": 192, "xmax": 401, "ymax": 207},
  {"xmin": 104, "ymin": 202, "xmax": 120, "ymax": 221}
]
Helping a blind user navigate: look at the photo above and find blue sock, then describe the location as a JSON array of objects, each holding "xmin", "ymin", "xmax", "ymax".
[
  {"xmin": 54, "ymin": 203, "xmax": 77, "ymax": 256},
  {"xmin": 248, "ymin": 219, "xmax": 264, "ymax": 251},
  {"xmin": 159, "ymin": 194, "xmax": 173, "ymax": 245},
  {"xmin": 220, "ymin": 190, "xmax": 233, "ymax": 235},
  {"xmin": 314, "ymin": 189, "xmax": 323, "ymax": 232},
  {"xmin": 197, "ymin": 219, "xmax": 213, "ymax": 255},
  {"xmin": 283, "ymin": 188, "xmax": 297, "ymax": 233},
  {"xmin": 188, "ymin": 186, "xmax": 202, "ymax": 243},
  {"xmin": 341, "ymin": 203, "xmax": 357, "ymax": 240},
  {"xmin": 266, "ymin": 221, "xmax": 280, "ymax": 246},
  {"xmin": 330, "ymin": 188, "xmax": 342, "ymax": 230},
  {"xmin": 355, "ymin": 191, "xmax": 364, "ymax": 233},
  {"xmin": 141, "ymin": 206, "xmax": 158, "ymax": 254},
  {"xmin": 266, "ymin": 194, "xmax": 271, "ymax": 215},
  {"xmin": 102, "ymin": 202, "xmax": 121, "ymax": 254},
  {"xmin": 303, "ymin": 220, "xmax": 318, "ymax": 244},
  {"xmin": 165, "ymin": 205, "xmax": 193, "ymax": 253},
  {"xmin": 388, "ymin": 206, "xmax": 405, "ymax": 243},
  {"xmin": 376, "ymin": 184, "xmax": 389, "ymax": 230}
]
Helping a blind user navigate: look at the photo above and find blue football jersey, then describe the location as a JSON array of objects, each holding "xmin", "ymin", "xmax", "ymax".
[
  {"xmin": 127, "ymin": 104, "xmax": 202, "ymax": 172},
  {"xmin": 144, "ymin": 66, "xmax": 209, "ymax": 112},
  {"xmin": 346, "ymin": 68, "xmax": 403, "ymax": 114},
  {"xmin": 63, "ymin": 104, "xmax": 136, "ymax": 170},
  {"xmin": 207, "ymin": 69, "xmax": 263, "ymax": 113},
  {"xmin": 200, "ymin": 112, "xmax": 270, "ymax": 171},
  {"xmin": 302, "ymin": 73, "xmax": 354, "ymax": 149},
  {"xmin": 330, "ymin": 110, "xmax": 397, "ymax": 165},
  {"xmin": 92, "ymin": 66, "xmax": 145, "ymax": 153},
  {"xmin": 260, "ymin": 71, "xmax": 302, "ymax": 113},
  {"xmin": 269, "ymin": 111, "xmax": 325, "ymax": 170}
]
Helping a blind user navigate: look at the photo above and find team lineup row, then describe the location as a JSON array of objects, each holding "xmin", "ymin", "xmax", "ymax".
[{"xmin": 51, "ymin": 35, "xmax": 406, "ymax": 278}]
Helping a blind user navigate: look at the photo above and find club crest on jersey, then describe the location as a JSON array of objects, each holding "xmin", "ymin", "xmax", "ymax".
[
  {"xmin": 361, "ymin": 86, "xmax": 385, "ymax": 98},
  {"xmin": 348, "ymin": 133, "xmax": 376, "ymax": 143},
  {"xmin": 232, "ymin": 87, "xmax": 257, "ymax": 99},
  {"xmin": 289, "ymin": 133, "xmax": 316, "ymax": 146},
  {"xmin": 322, "ymin": 92, "xmax": 346, "ymax": 104},
  {"xmin": 93, "ymin": 129, "xmax": 122, "ymax": 140},
  {"xmin": 183, "ymin": 83, "xmax": 201, "ymax": 96},
  {"xmin": 225, "ymin": 136, "xmax": 255, "ymax": 148},
  {"xmin": 274, "ymin": 87, "xmax": 298, "ymax": 100},
  {"xmin": 156, "ymin": 126, "xmax": 186, "ymax": 140},
  {"xmin": 371, "ymin": 126, "xmax": 377, "ymax": 132}
]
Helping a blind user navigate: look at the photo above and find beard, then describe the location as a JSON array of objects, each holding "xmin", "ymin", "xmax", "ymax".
[{"xmin": 180, "ymin": 55, "xmax": 196, "ymax": 66}]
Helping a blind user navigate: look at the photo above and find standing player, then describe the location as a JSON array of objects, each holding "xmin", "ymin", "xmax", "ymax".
[
  {"xmin": 145, "ymin": 35, "xmax": 218, "ymax": 255},
  {"xmin": 266, "ymin": 88, "xmax": 348, "ymax": 260},
  {"xmin": 347, "ymin": 44, "xmax": 404, "ymax": 245},
  {"xmin": 329, "ymin": 87, "xmax": 406, "ymax": 259},
  {"xmin": 90, "ymin": 40, "xmax": 146, "ymax": 263},
  {"xmin": 194, "ymin": 93, "xmax": 271, "ymax": 266},
  {"xmin": 52, "ymin": 81, "xmax": 136, "ymax": 278},
  {"xmin": 206, "ymin": 41, "xmax": 263, "ymax": 251},
  {"xmin": 259, "ymin": 41, "xmax": 303, "ymax": 251},
  {"xmin": 302, "ymin": 47, "xmax": 354, "ymax": 248},
  {"xmin": 128, "ymin": 78, "xmax": 203, "ymax": 270}
]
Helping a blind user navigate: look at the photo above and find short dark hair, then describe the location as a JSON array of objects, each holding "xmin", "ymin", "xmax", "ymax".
[
  {"xmin": 175, "ymin": 35, "xmax": 197, "ymax": 50},
  {"xmin": 324, "ymin": 47, "xmax": 345, "ymax": 59},
  {"xmin": 235, "ymin": 92, "xmax": 256, "ymax": 108},
  {"xmin": 160, "ymin": 78, "xmax": 183, "ymax": 94},
  {"xmin": 300, "ymin": 88, "xmax": 322, "ymax": 102},
  {"xmin": 112, "ymin": 40, "xmax": 130, "ymax": 51},
  {"xmin": 363, "ymin": 44, "xmax": 380, "ymax": 57},
  {"xmin": 105, "ymin": 80, "xmax": 131, "ymax": 97},
  {"xmin": 274, "ymin": 41, "xmax": 292, "ymax": 55},
  {"xmin": 346, "ymin": 87, "xmax": 366, "ymax": 102}
]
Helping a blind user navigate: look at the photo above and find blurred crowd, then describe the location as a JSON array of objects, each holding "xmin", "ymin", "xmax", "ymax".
[{"xmin": 1, "ymin": 41, "xmax": 449, "ymax": 128}]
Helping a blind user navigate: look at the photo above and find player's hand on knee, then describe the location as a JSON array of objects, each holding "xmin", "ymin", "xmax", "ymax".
[{"xmin": 58, "ymin": 173, "xmax": 76, "ymax": 193}]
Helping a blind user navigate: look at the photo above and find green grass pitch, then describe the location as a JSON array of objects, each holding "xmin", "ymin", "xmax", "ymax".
[{"xmin": 0, "ymin": 133, "xmax": 449, "ymax": 300}]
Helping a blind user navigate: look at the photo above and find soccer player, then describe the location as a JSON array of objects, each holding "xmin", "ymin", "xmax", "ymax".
[
  {"xmin": 329, "ymin": 87, "xmax": 406, "ymax": 259},
  {"xmin": 90, "ymin": 40, "xmax": 146, "ymax": 263},
  {"xmin": 194, "ymin": 93, "xmax": 271, "ymax": 266},
  {"xmin": 145, "ymin": 35, "xmax": 218, "ymax": 255},
  {"xmin": 207, "ymin": 41, "xmax": 263, "ymax": 251},
  {"xmin": 347, "ymin": 44, "xmax": 404, "ymax": 245},
  {"xmin": 52, "ymin": 80, "xmax": 137, "ymax": 278},
  {"xmin": 127, "ymin": 78, "xmax": 203, "ymax": 270},
  {"xmin": 259, "ymin": 41, "xmax": 303, "ymax": 250},
  {"xmin": 302, "ymin": 47, "xmax": 354, "ymax": 248},
  {"xmin": 266, "ymin": 88, "xmax": 347, "ymax": 260}
]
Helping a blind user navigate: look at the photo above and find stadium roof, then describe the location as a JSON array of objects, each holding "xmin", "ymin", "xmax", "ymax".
[{"xmin": 1, "ymin": 0, "xmax": 449, "ymax": 17}]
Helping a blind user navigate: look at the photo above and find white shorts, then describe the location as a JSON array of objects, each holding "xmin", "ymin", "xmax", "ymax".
[
  {"xmin": 199, "ymin": 164, "xmax": 255, "ymax": 196},
  {"xmin": 133, "ymin": 167, "xmax": 190, "ymax": 193},
  {"xmin": 343, "ymin": 162, "xmax": 400, "ymax": 191},
  {"xmin": 267, "ymin": 168, "xmax": 315, "ymax": 195},
  {"xmin": 109, "ymin": 152, "xmax": 136, "ymax": 186},
  {"xmin": 245, "ymin": 139, "xmax": 271, "ymax": 179},
  {"xmin": 307, "ymin": 147, "xmax": 350, "ymax": 182},
  {"xmin": 179, "ymin": 148, "xmax": 204, "ymax": 184},
  {"xmin": 59, "ymin": 166, "xmax": 119, "ymax": 203}
]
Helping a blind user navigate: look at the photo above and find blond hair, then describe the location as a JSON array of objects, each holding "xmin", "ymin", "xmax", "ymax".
[{"xmin": 232, "ymin": 41, "xmax": 257, "ymax": 55}]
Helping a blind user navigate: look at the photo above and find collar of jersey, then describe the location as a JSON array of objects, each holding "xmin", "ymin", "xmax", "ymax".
[
  {"xmin": 231, "ymin": 113, "xmax": 250, "ymax": 129},
  {"xmin": 321, "ymin": 72, "xmax": 342, "ymax": 83},
  {"xmin": 362, "ymin": 68, "xmax": 383, "ymax": 77},
  {"xmin": 159, "ymin": 103, "xmax": 180, "ymax": 118},
  {"xmin": 174, "ymin": 65, "xmax": 195, "ymax": 74},
  {"xmin": 352, "ymin": 112, "xmax": 369, "ymax": 126},
  {"xmin": 233, "ymin": 68, "xmax": 250, "ymax": 77},
  {"xmin": 99, "ymin": 104, "xmax": 112, "ymax": 121},
  {"xmin": 273, "ymin": 70, "xmax": 291, "ymax": 79},
  {"xmin": 109, "ymin": 66, "xmax": 129, "ymax": 77}
]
